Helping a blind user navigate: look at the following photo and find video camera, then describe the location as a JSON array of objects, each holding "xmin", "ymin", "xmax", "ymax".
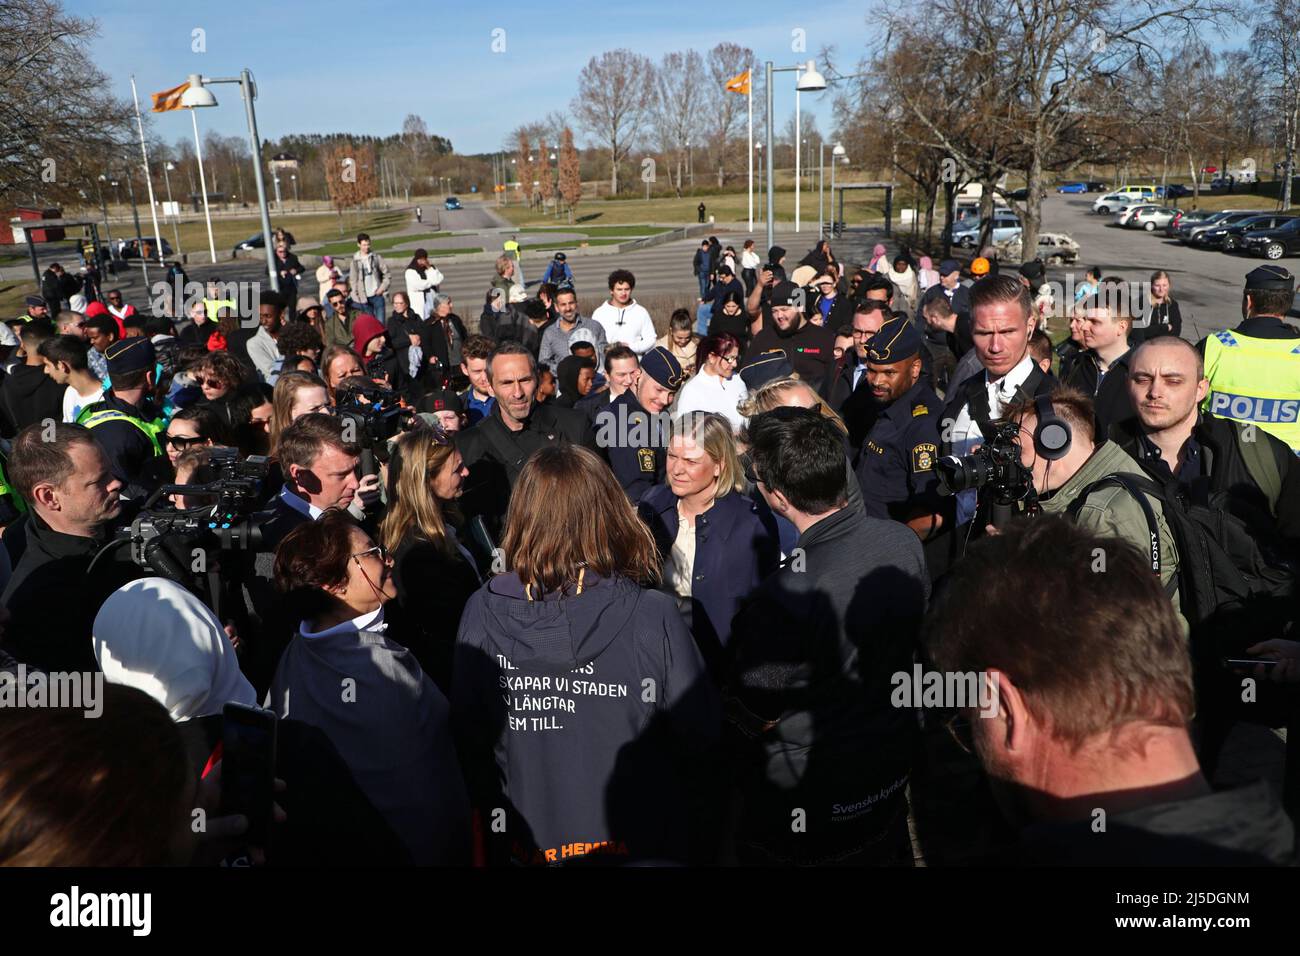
[
  {"xmin": 92, "ymin": 449, "xmax": 272, "ymax": 603},
  {"xmin": 934, "ymin": 420, "xmax": 1035, "ymax": 528},
  {"xmin": 335, "ymin": 379, "xmax": 417, "ymax": 474}
]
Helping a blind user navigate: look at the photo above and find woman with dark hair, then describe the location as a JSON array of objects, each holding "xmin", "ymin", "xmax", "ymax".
[
  {"xmin": 452, "ymin": 444, "xmax": 721, "ymax": 866},
  {"xmin": 404, "ymin": 248, "xmax": 444, "ymax": 319},
  {"xmin": 271, "ymin": 509, "xmax": 471, "ymax": 865},
  {"xmin": 224, "ymin": 381, "xmax": 274, "ymax": 456},
  {"xmin": 161, "ymin": 404, "xmax": 228, "ymax": 469},
  {"xmin": 638, "ymin": 412, "xmax": 779, "ymax": 680},
  {"xmin": 553, "ymin": 354, "xmax": 596, "ymax": 409},
  {"xmin": 379, "ymin": 425, "xmax": 480, "ymax": 693},
  {"xmin": 655, "ymin": 309, "xmax": 700, "ymax": 376},
  {"xmin": 674, "ymin": 332, "xmax": 747, "ymax": 432}
]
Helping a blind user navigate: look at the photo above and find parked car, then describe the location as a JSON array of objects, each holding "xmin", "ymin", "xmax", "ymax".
[
  {"xmin": 1189, "ymin": 210, "xmax": 1269, "ymax": 247},
  {"xmin": 444, "ymin": 196, "xmax": 462, "ymax": 210},
  {"xmin": 232, "ymin": 233, "xmax": 265, "ymax": 257},
  {"xmin": 119, "ymin": 236, "xmax": 174, "ymax": 259},
  {"xmin": 1092, "ymin": 192, "xmax": 1151, "ymax": 215},
  {"xmin": 1056, "ymin": 182, "xmax": 1088, "ymax": 194},
  {"xmin": 1112, "ymin": 204, "xmax": 1146, "ymax": 226},
  {"xmin": 1164, "ymin": 208, "xmax": 1212, "ymax": 237},
  {"xmin": 1178, "ymin": 210, "xmax": 1258, "ymax": 244},
  {"xmin": 1086, "ymin": 182, "xmax": 1109, "ymax": 192},
  {"xmin": 1000, "ymin": 231, "xmax": 1081, "ymax": 265},
  {"xmin": 1240, "ymin": 217, "xmax": 1300, "ymax": 260},
  {"xmin": 1126, "ymin": 206, "xmax": 1179, "ymax": 231},
  {"xmin": 951, "ymin": 214, "xmax": 1022, "ymax": 248},
  {"xmin": 1216, "ymin": 214, "xmax": 1297, "ymax": 252},
  {"xmin": 1158, "ymin": 184, "xmax": 1195, "ymax": 199}
]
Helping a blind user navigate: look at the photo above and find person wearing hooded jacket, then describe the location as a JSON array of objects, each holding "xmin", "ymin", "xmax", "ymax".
[
  {"xmin": 0, "ymin": 320, "xmax": 65, "ymax": 438},
  {"xmin": 352, "ymin": 311, "xmax": 410, "ymax": 393},
  {"xmin": 553, "ymin": 354, "xmax": 596, "ymax": 409},
  {"xmin": 452, "ymin": 444, "xmax": 722, "ymax": 866},
  {"xmin": 403, "ymin": 249, "xmax": 444, "ymax": 319},
  {"xmin": 93, "ymin": 576, "xmax": 413, "ymax": 866}
]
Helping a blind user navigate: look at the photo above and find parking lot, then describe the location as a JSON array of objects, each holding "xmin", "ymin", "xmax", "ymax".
[{"xmin": 1040, "ymin": 193, "xmax": 1298, "ymax": 339}]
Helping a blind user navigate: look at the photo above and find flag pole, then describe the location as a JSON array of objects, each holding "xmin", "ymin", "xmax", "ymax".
[
  {"xmin": 747, "ymin": 72, "xmax": 753, "ymax": 233},
  {"xmin": 129, "ymin": 75, "xmax": 166, "ymax": 270},
  {"xmin": 190, "ymin": 108, "xmax": 218, "ymax": 263}
]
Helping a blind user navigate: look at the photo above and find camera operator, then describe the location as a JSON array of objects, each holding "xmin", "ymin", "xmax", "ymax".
[
  {"xmin": 931, "ymin": 274, "xmax": 1056, "ymax": 576},
  {"xmin": 76, "ymin": 337, "xmax": 167, "ymax": 501},
  {"xmin": 925, "ymin": 516, "xmax": 1294, "ymax": 865},
  {"xmin": 1, "ymin": 423, "xmax": 138, "ymax": 673},
  {"xmin": 1005, "ymin": 385, "xmax": 1180, "ymax": 608}
]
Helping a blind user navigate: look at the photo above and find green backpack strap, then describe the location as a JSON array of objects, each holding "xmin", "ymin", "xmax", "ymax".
[{"xmin": 1234, "ymin": 424, "xmax": 1283, "ymax": 518}]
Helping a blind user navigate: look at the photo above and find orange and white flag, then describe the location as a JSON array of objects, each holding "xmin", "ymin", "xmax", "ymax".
[
  {"xmin": 151, "ymin": 81, "xmax": 190, "ymax": 112},
  {"xmin": 725, "ymin": 70, "xmax": 751, "ymax": 95}
]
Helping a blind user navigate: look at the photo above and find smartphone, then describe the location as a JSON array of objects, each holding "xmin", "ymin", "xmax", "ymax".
[
  {"xmin": 220, "ymin": 703, "xmax": 278, "ymax": 850},
  {"xmin": 1222, "ymin": 657, "xmax": 1279, "ymax": 671}
]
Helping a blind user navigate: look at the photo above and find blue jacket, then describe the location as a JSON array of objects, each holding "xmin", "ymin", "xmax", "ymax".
[
  {"xmin": 542, "ymin": 260, "xmax": 573, "ymax": 285},
  {"xmin": 639, "ymin": 484, "xmax": 780, "ymax": 679}
]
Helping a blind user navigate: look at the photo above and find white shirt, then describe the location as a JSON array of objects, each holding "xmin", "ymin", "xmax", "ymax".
[
  {"xmin": 674, "ymin": 369, "xmax": 749, "ymax": 433},
  {"xmin": 663, "ymin": 504, "xmax": 698, "ymax": 601},
  {"xmin": 950, "ymin": 353, "xmax": 1036, "ymax": 525},
  {"xmin": 63, "ymin": 383, "xmax": 105, "ymax": 422},
  {"xmin": 591, "ymin": 300, "xmax": 657, "ymax": 355},
  {"xmin": 740, "ymin": 250, "xmax": 761, "ymax": 270}
]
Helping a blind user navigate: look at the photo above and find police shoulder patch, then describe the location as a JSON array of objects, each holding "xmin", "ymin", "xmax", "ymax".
[
  {"xmin": 637, "ymin": 448, "xmax": 655, "ymax": 473},
  {"xmin": 912, "ymin": 442, "xmax": 937, "ymax": 473},
  {"xmin": 912, "ymin": 404, "xmax": 929, "ymax": 417}
]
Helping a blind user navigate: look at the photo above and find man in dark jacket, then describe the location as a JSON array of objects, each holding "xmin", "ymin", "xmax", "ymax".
[
  {"xmin": 916, "ymin": 258, "xmax": 970, "ymax": 345},
  {"xmin": 2, "ymin": 422, "xmax": 138, "ymax": 674},
  {"xmin": 0, "ymin": 320, "xmax": 65, "ymax": 438},
  {"xmin": 822, "ymin": 300, "xmax": 886, "ymax": 454},
  {"xmin": 40, "ymin": 263, "xmax": 79, "ymax": 319},
  {"xmin": 928, "ymin": 515, "xmax": 1294, "ymax": 865},
  {"xmin": 727, "ymin": 406, "xmax": 930, "ymax": 865},
  {"xmin": 742, "ymin": 280, "xmax": 837, "ymax": 392},
  {"xmin": 458, "ymin": 342, "xmax": 598, "ymax": 539},
  {"xmin": 1063, "ymin": 279, "xmax": 1136, "ymax": 434},
  {"xmin": 692, "ymin": 240, "xmax": 712, "ymax": 299}
]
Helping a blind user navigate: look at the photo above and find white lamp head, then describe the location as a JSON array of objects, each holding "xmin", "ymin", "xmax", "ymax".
[
  {"xmin": 796, "ymin": 60, "xmax": 827, "ymax": 92},
  {"xmin": 181, "ymin": 74, "xmax": 217, "ymax": 108}
]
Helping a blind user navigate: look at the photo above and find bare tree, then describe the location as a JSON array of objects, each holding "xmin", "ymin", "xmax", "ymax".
[
  {"xmin": 559, "ymin": 127, "xmax": 581, "ymax": 222},
  {"xmin": 649, "ymin": 50, "xmax": 705, "ymax": 196},
  {"xmin": 516, "ymin": 132, "xmax": 536, "ymax": 208},
  {"xmin": 875, "ymin": 0, "xmax": 1232, "ymax": 258},
  {"xmin": 1254, "ymin": 0, "xmax": 1300, "ymax": 208},
  {"xmin": 571, "ymin": 50, "xmax": 654, "ymax": 194},
  {"xmin": 0, "ymin": 0, "xmax": 136, "ymax": 207}
]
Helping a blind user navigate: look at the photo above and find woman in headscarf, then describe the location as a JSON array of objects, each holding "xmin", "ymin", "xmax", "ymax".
[
  {"xmin": 316, "ymin": 255, "xmax": 341, "ymax": 314},
  {"xmin": 868, "ymin": 242, "xmax": 889, "ymax": 273},
  {"xmin": 917, "ymin": 255, "xmax": 940, "ymax": 292},
  {"xmin": 553, "ymin": 354, "xmax": 597, "ymax": 409},
  {"xmin": 92, "ymin": 577, "xmax": 412, "ymax": 866}
]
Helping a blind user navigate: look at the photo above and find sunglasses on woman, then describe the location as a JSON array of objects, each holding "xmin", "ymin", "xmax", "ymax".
[
  {"xmin": 194, "ymin": 377, "xmax": 227, "ymax": 389},
  {"xmin": 164, "ymin": 433, "xmax": 207, "ymax": 450}
]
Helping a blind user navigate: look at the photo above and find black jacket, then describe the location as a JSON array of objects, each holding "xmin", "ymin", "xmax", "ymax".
[
  {"xmin": 77, "ymin": 393, "xmax": 163, "ymax": 500},
  {"xmin": 725, "ymin": 504, "xmax": 929, "ymax": 864},
  {"xmin": 0, "ymin": 364, "xmax": 65, "ymax": 438},
  {"xmin": 821, "ymin": 351, "xmax": 879, "ymax": 456},
  {"xmin": 1, "ymin": 512, "xmax": 140, "ymax": 674},
  {"xmin": 386, "ymin": 529, "xmax": 481, "ymax": 695},
  {"xmin": 1131, "ymin": 298, "xmax": 1182, "ymax": 344},
  {"xmin": 1063, "ymin": 348, "xmax": 1135, "ymax": 434},
  {"xmin": 917, "ymin": 282, "xmax": 971, "ymax": 346},
  {"xmin": 386, "ymin": 307, "xmax": 424, "ymax": 382},
  {"xmin": 417, "ymin": 313, "xmax": 469, "ymax": 389},
  {"xmin": 451, "ymin": 571, "xmax": 721, "ymax": 865},
  {"xmin": 457, "ymin": 401, "xmax": 598, "ymax": 532}
]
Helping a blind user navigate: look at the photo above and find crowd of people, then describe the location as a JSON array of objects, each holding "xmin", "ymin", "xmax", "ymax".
[{"xmin": 0, "ymin": 225, "xmax": 1297, "ymax": 868}]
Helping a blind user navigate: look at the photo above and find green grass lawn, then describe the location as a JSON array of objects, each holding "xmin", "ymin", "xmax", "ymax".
[
  {"xmin": 309, "ymin": 231, "xmax": 453, "ymax": 257},
  {"xmin": 523, "ymin": 238, "xmax": 629, "ymax": 252},
  {"xmin": 497, "ymin": 190, "xmax": 887, "ymax": 228}
]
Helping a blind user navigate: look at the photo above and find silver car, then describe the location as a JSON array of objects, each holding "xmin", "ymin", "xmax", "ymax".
[{"xmin": 1126, "ymin": 206, "xmax": 1178, "ymax": 231}]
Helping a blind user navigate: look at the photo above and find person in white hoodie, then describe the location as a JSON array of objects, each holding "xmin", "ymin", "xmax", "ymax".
[
  {"xmin": 889, "ymin": 254, "xmax": 920, "ymax": 317},
  {"xmin": 591, "ymin": 268, "xmax": 657, "ymax": 355},
  {"xmin": 403, "ymin": 248, "xmax": 445, "ymax": 319}
]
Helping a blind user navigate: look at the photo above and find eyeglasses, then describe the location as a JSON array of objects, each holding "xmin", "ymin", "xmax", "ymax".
[
  {"xmin": 194, "ymin": 377, "xmax": 227, "ymax": 389},
  {"xmin": 351, "ymin": 544, "xmax": 391, "ymax": 563},
  {"xmin": 719, "ymin": 353, "xmax": 740, "ymax": 365},
  {"xmin": 164, "ymin": 433, "xmax": 206, "ymax": 450}
]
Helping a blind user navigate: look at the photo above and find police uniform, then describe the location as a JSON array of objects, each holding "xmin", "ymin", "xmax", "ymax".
[
  {"xmin": 599, "ymin": 346, "xmax": 685, "ymax": 504},
  {"xmin": 1199, "ymin": 265, "xmax": 1300, "ymax": 452},
  {"xmin": 77, "ymin": 337, "xmax": 166, "ymax": 498},
  {"xmin": 853, "ymin": 315, "xmax": 943, "ymax": 524}
]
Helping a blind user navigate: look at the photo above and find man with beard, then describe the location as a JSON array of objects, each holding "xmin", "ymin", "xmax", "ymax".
[
  {"xmin": 853, "ymin": 315, "xmax": 944, "ymax": 540},
  {"xmin": 742, "ymin": 280, "xmax": 836, "ymax": 392}
]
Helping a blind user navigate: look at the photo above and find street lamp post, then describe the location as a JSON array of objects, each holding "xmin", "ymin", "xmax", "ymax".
[
  {"xmin": 162, "ymin": 161, "xmax": 182, "ymax": 256},
  {"xmin": 765, "ymin": 59, "xmax": 826, "ymax": 253},
  {"xmin": 182, "ymin": 70, "xmax": 278, "ymax": 291},
  {"xmin": 830, "ymin": 150, "xmax": 848, "ymax": 237},
  {"xmin": 755, "ymin": 143, "xmax": 764, "ymax": 223},
  {"xmin": 291, "ymin": 174, "xmax": 298, "ymax": 209},
  {"xmin": 820, "ymin": 142, "xmax": 845, "ymax": 238}
]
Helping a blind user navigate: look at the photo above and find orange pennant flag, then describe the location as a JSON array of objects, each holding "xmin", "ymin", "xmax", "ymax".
[
  {"xmin": 725, "ymin": 70, "xmax": 751, "ymax": 95},
  {"xmin": 151, "ymin": 81, "xmax": 190, "ymax": 113}
]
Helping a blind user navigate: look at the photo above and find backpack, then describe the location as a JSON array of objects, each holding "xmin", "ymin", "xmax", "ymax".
[{"xmin": 1067, "ymin": 471, "xmax": 1295, "ymax": 658}]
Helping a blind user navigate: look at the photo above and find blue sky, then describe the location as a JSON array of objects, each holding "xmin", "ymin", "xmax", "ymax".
[{"xmin": 71, "ymin": 0, "xmax": 878, "ymax": 154}]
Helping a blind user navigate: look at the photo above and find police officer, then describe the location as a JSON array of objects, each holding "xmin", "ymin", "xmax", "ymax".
[
  {"xmin": 77, "ymin": 336, "xmax": 166, "ymax": 499},
  {"xmin": 597, "ymin": 345, "xmax": 685, "ymax": 504},
  {"xmin": 1199, "ymin": 265, "xmax": 1300, "ymax": 453},
  {"xmin": 854, "ymin": 313, "xmax": 945, "ymax": 541}
]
